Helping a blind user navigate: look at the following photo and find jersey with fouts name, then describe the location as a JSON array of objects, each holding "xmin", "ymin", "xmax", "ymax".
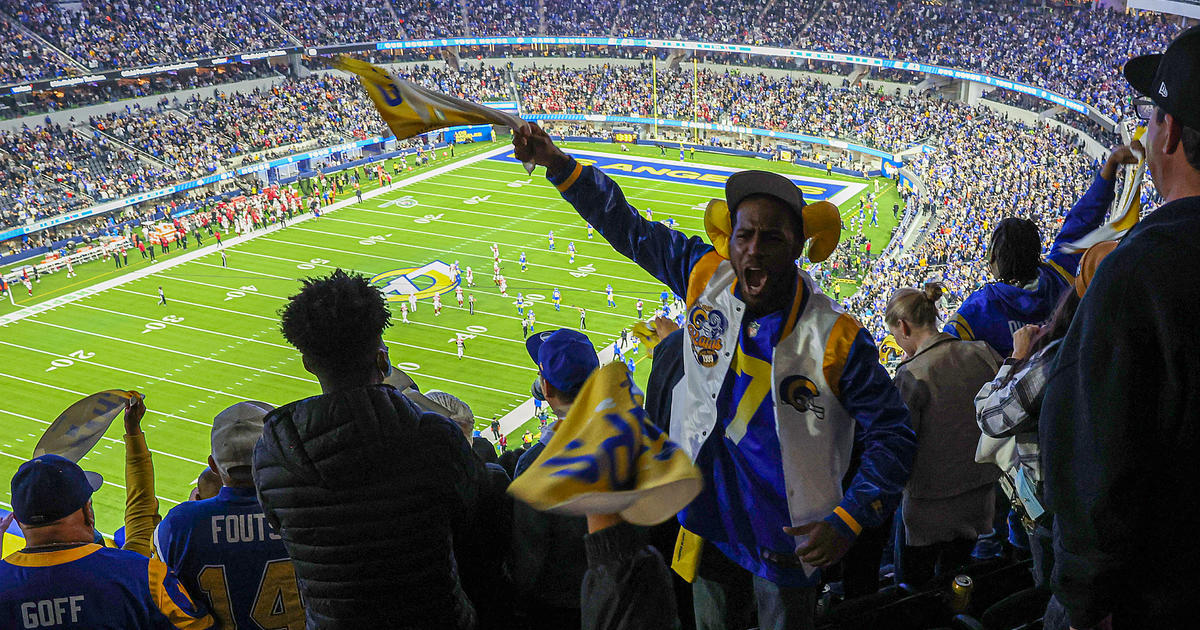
[
  {"xmin": 153, "ymin": 486, "xmax": 301, "ymax": 630},
  {"xmin": 0, "ymin": 543, "xmax": 212, "ymax": 629}
]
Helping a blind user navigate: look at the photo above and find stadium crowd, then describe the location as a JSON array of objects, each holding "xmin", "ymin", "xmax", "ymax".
[
  {"xmin": 4, "ymin": 23, "xmax": 1200, "ymax": 630},
  {"xmin": 0, "ymin": 0, "xmax": 1175, "ymax": 125}
]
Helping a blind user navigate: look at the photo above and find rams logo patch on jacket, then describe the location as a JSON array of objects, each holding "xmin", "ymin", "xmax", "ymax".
[
  {"xmin": 780, "ymin": 375, "xmax": 824, "ymax": 419},
  {"xmin": 687, "ymin": 304, "xmax": 727, "ymax": 367}
]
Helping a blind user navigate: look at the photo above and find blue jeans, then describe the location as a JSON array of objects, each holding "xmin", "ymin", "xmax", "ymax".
[{"xmin": 693, "ymin": 569, "xmax": 816, "ymax": 630}]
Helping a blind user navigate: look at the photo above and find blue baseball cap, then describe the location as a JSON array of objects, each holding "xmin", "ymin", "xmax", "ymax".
[
  {"xmin": 11, "ymin": 454, "xmax": 103, "ymax": 526},
  {"xmin": 526, "ymin": 328, "xmax": 599, "ymax": 395}
]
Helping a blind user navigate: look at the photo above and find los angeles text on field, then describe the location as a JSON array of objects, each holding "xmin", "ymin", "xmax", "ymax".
[{"xmin": 489, "ymin": 149, "xmax": 868, "ymax": 205}]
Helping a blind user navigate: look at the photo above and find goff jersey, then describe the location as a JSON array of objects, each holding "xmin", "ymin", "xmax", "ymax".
[
  {"xmin": 154, "ymin": 487, "xmax": 302, "ymax": 629},
  {"xmin": 0, "ymin": 543, "xmax": 212, "ymax": 629}
]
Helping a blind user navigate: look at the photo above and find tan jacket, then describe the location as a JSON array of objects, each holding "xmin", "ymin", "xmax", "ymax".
[{"xmin": 894, "ymin": 333, "xmax": 1002, "ymax": 499}]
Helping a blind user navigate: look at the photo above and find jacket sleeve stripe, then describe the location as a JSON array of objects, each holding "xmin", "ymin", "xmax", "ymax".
[
  {"xmin": 1044, "ymin": 259, "xmax": 1074, "ymax": 284},
  {"xmin": 833, "ymin": 506, "xmax": 863, "ymax": 536},
  {"xmin": 948, "ymin": 313, "xmax": 975, "ymax": 340},
  {"xmin": 554, "ymin": 162, "xmax": 584, "ymax": 193},
  {"xmin": 822, "ymin": 314, "xmax": 860, "ymax": 399},
  {"xmin": 685, "ymin": 251, "xmax": 724, "ymax": 308}
]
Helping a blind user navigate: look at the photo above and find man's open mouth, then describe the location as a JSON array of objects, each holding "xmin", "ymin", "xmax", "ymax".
[{"xmin": 743, "ymin": 267, "xmax": 767, "ymax": 294}]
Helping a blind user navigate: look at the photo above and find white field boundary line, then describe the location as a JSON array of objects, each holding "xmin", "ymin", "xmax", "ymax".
[{"xmin": 0, "ymin": 145, "xmax": 516, "ymax": 328}]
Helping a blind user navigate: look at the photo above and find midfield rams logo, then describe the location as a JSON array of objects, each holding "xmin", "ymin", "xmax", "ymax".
[
  {"xmin": 370, "ymin": 261, "xmax": 459, "ymax": 301},
  {"xmin": 687, "ymin": 304, "xmax": 727, "ymax": 367},
  {"xmin": 780, "ymin": 375, "xmax": 825, "ymax": 420}
]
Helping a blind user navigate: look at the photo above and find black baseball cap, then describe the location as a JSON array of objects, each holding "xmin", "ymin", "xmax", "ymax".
[
  {"xmin": 1124, "ymin": 25, "xmax": 1200, "ymax": 130},
  {"xmin": 725, "ymin": 171, "xmax": 807, "ymax": 218},
  {"xmin": 11, "ymin": 454, "xmax": 103, "ymax": 526}
]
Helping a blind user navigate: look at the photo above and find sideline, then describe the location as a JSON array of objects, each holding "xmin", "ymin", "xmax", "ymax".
[{"xmin": 0, "ymin": 145, "xmax": 515, "ymax": 328}]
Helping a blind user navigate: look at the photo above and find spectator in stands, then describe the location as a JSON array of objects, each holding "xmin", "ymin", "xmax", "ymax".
[
  {"xmin": 253, "ymin": 269, "xmax": 483, "ymax": 629},
  {"xmin": 1040, "ymin": 28, "xmax": 1200, "ymax": 629},
  {"xmin": 515, "ymin": 123, "xmax": 915, "ymax": 629},
  {"xmin": 188, "ymin": 467, "xmax": 221, "ymax": 502},
  {"xmin": 424, "ymin": 389, "xmax": 519, "ymax": 630},
  {"xmin": 510, "ymin": 328, "xmax": 598, "ymax": 630},
  {"xmin": 0, "ymin": 454, "xmax": 213, "ymax": 629},
  {"xmin": 154, "ymin": 401, "xmax": 303, "ymax": 629},
  {"xmin": 885, "ymin": 283, "xmax": 1001, "ymax": 586},
  {"xmin": 944, "ymin": 141, "xmax": 1140, "ymax": 356},
  {"xmin": 973, "ymin": 241, "xmax": 1114, "ymax": 630}
]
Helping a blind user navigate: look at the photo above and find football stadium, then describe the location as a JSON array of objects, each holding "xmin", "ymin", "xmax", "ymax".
[{"xmin": 0, "ymin": 0, "xmax": 1195, "ymax": 628}]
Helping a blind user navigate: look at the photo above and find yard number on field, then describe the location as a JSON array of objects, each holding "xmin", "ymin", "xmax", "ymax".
[
  {"xmin": 46, "ymin": 349, "xmax": 94, "ymax": 372},
  {"xmin": 296, "ymin": 258, "xmax": 330, "ymax": 270},
  {"xmin": 142, "ymin": 315, "xmax": 185, "ymax": 334},
  {"xmin": 225, "ymin": 286, "xmax": 258, "ymax": 301}
]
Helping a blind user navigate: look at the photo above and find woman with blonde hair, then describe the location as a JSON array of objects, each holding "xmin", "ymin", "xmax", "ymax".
[{"xmin": 887, "ymin": 283, "xmax": 1003, "ymax": 586}]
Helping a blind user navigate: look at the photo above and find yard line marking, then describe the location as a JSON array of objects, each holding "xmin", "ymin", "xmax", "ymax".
[
  {"xmin": 319, "ymin": 215, "xmax": 648, "ymax": 268},
  {"xmin": 229, "ymin": 242, "xmax": 644, "ymax": 321},
  {"xmin": 72, "ymin": 303, "xmax": 291, "ymax": 349},
  {"xmin": 83, "ymin": 289, "xmax": 531, "ymax": 397},
  {"xmin": 0, "ymin": 339, "xmax": 265, "ymax": 403},
  {"xmin": 280, "ymin": 227, "xmax": 662, "ymax": 289},
  {"xmin": 0, "ymin": 145, "xmax": 511, "ymax": 327},
  {"xmin": 0, "ymin": 445, "xmax": 182, "ymax": 506},
  {"xmin": 0, "ymin": 370, "xmax": 211, "ymax": 428},
  {"xmin": 361, "ymin": 188, "xmax": 706, "ymax": 226},
  {"xmin": 0, "ymin": 408, "xmax": 207, "ymax": 467},
  {"xmin": 24, "ymin": 318, "xmax": 313, "ymax": 384}
]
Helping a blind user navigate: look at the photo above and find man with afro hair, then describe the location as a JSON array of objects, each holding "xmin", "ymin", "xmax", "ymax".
[{"xmin": 252, "ymin": 269, "xmax": 483, "ymax": 629}]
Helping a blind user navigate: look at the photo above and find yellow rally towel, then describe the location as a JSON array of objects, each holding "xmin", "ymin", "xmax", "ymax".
[
  {"xmin": 34, "ymin": 390, "xmax": 140, "ymax": 462},
  {"xmin": 672, "ymin": 527, "xmax": 704, "ymax": 583},
  {"xmin": 332, "ymin": 55, "xmax": 533, "ymax": 173},
  {"xmin": 508, "ymin": 361, "xmax": 703, "ymax": 526},
  {"xmin": 1061, "ymin": 125, "xmax": 1147, "ymax": 253}
]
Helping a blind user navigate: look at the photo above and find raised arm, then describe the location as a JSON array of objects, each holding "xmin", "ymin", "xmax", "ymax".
[
  {"xmin": 514, "ymin": 124, "xmax": 713, "ymax": 297},
  {"xmin": 1047, "ymin": 143, "xmax": 1139, "ymax": 274}
]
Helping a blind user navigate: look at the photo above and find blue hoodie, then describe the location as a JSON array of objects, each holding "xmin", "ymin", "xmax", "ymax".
[{"xmin": 945, "ymin": 173, "xmax": 1115, "ymax": 356}]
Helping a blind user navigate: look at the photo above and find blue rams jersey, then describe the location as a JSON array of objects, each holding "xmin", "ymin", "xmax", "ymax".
[
  {"xmin": 154, "ymin": 486, "xmax": 302, "ymax": 630},
  {"xmin": 946, "ymin": 173, "xmax": 1115, "ymax": 356},
  {"xmin": 0, "ymin": 543, "xmax": 212, "ymax": 629},
  {"xmin": 548, "ymin": 157, "xmax": 915, "ymax": 587}
]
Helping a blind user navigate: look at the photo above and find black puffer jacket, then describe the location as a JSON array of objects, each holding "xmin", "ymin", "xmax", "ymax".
[{"xmin": 253, "ymin": 385, "xmax": 482, "ymax": 630}]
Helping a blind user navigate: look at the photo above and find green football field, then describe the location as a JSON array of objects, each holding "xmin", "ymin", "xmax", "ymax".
[{"xmin": 0, "ymin": 139, "xmax": 899, "ymax": 537}]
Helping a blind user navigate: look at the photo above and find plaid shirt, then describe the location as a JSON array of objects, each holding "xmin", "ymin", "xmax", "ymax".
[{"xmin": 974, "ymin": 339, "xmax": 1062, "ymax": 489}]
